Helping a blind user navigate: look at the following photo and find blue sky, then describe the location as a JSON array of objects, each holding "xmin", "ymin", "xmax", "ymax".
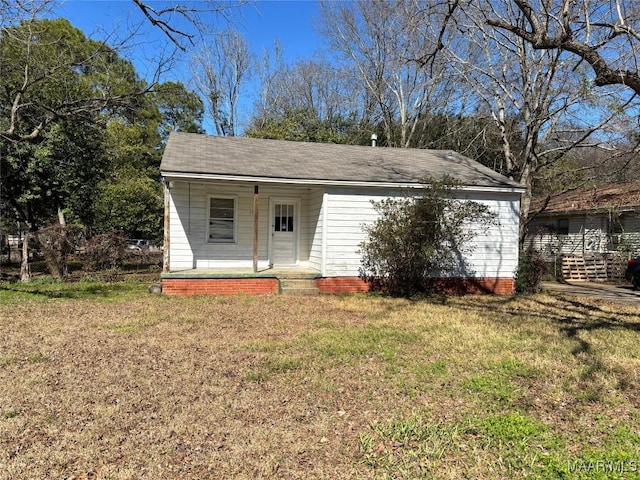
[
  {"xmin": 57, "ymin": 1, "xmax": 324, "ymax": 76},
  {"xmin": 55, "ymin": 1, "xmax": 326, "ymax": 131}
]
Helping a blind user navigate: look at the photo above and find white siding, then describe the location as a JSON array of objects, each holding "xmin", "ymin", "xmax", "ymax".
[
  {"xmin": 169, "ymin": 180, "xmax": 521, "ymax": 278},
  {"xmin": 322, "ymin": 188, "xmax": 382, "ymax": 277},
  {"xmin": 527, "ymin": 215, "xmax": 613, "ymax": 255},
  {"xmin": 621, "ymin": 215, "xmax": 640, "ymax": 255},
  {"xmin": 168, "ymin": 182, "xmax": 194, "ymax": 270},
  {"xmin": 322, "ymin": 187, "xmax": 520, "ymax": 278},
  {"xmin": 168, "ymin": 181, "xmax": 319, "ymax": 271},
  {"xmin": 308, "ymin": 189, "xmax": 325, "ymax": 272},
  {"xmin": 461, "ymin": 191, "xmax": 521, "ymax": 278}
]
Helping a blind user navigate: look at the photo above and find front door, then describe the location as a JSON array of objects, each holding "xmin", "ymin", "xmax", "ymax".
[{"xmin": 270, "ymin": 200, "xmax": 298, "ymax": 265}]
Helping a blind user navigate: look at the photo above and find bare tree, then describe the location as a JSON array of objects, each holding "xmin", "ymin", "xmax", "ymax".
[
  {"xmin": 191, "ymin": 29, "xmax": 252, "ymax": 136},
  {"xmin": 486, "ymin": 0, "xmax": 640, "ymax": 96},
  {"xmin": 319, "ymin": 0, "xmax": 462, "ymax": 148},
  {"xmin": 0, "ymin": 0, "xmax": 53, "ymax": 27},
  {"xmin": 132, "ymin": 0, "xmax": 247, "ymax": 51},
  {"xmin": 252, "ymin": 47, "xmax": 360, "ymax": 125},
  {"xmin": 451, "ymin": 0, "xmax": 636, "ymax": 242},
  {"xmin": 253, "ymin": 40, "xmax": 286, "ymax": 127}
]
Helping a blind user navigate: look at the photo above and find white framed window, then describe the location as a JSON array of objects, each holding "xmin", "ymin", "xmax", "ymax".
[{"xmin": 207, "ymin": 195, "xmax": 236, "ymax": 243}]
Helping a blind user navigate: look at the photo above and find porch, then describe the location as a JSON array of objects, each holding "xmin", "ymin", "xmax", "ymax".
[
  {"xmin": 162, "ymin": 266, "xmax": 320, "ymax": 277},
  {"xmin": 161, "ymin": 266, "xmax": 325, "ymax": 296}
]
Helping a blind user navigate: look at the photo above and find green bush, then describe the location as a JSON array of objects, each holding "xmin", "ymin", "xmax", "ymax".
[
  {"xmin": 515, "ymin": 249, "xmax": 547, "ymax": 293},
  {"xmin": 359, "ymin": 177, "xmax": 497, "ymax": 297}
]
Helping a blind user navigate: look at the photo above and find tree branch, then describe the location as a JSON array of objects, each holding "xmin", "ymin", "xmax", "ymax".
[{"xmin": 487, "ymin": 0, "xmax": 640, "ymax": 95}]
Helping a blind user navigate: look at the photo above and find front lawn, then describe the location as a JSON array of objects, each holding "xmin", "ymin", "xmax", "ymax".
[{"xmin": 0, "ymin": 283, "xmax": 639, "ymax": 479}]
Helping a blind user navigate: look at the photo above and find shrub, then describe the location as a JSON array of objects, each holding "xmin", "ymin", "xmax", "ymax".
[
  {"xmin": 37, "ymin": 224, "xmax": 83, "ymax": 278},
  {"xmin": 515, "ymin": 249, "xmax": 547, "ymax": 294},
  {"xmin": 83, "ymin": 232, "xmax": 126, "ymax": 271},
  {"xmin": 359, "ymin": 177, "xmax": 497, "ymax": 297}
]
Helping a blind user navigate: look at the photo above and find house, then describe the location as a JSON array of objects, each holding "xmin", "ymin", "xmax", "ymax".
[
  {"xmin": 526, "ymin": 182, "xmax": 640, "ymax": 256},
  {"xmin": 159, "ymin": 132, "xmax": 524, "ymax": 295}
]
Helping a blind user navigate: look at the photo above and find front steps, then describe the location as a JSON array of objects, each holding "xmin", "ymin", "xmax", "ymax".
[{"xmin": 279, "ymin": 278, "xmax": 320, "ymax": 295}]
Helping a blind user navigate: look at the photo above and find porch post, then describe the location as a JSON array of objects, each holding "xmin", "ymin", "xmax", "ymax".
[{"xmin": 253, "ymin": 185, "xmax": 259, "ymax": 273}]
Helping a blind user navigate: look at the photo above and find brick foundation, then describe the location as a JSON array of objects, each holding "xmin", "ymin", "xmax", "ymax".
[
  {"xmin": 423, "ymin": 277, "xmax": 515, "ymax": 295},
  {"xmin": 161, "ymin": 276, "xmax": 515, "ymax": 296},
  {"xmin": 162, "ymin": 278, "xmax": 279, "ymax": 296},
  {"xmin": 316, "ymin": 277, "xmax": 370, "ymax": 294},
  {"xmin": 317, "ymin": 276, "xmax": 514, "ymax": 295}
]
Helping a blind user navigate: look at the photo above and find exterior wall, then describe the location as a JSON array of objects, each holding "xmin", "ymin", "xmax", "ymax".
[
  {"xmin": 316, "ymin": 277, "xmax": 515, "ymax": 295},
  {"xmin": 621, "ymin": 215, "xmax": 640, "ymax": 255},
  {"xmin": 167, "ymin": 180, "xmax": 521, "ymax": 290},
  {"xmin": 526, "ymin": 214, "xmax": 640, "ymax": 255},
  {"xmin": 168, "ymin": 181, "xmax": 321, "ymax": 271},
  {"xmin": 321, "ymin": 187, "xmax": 381, "ymax": 277},
  {"xmin": 422, "ymin": 278, "xmax": 515, "ymax": 295},
  {"xmin": 168, "ymin": 185, "xmax": 193, "ymax": 270},
  {"xmin": 317, "ymin": 277, "xmax": 369, "ymax": 294},
  {"xmin": 308, "ymin": 189, "xmax": 325, "ymax": 272},
  {"xmin": 458, "ymin": 190, "xmax": 521, "ymax": 279},
  {"xmin": 322, "ymin": 187, "xmax": 521, "ymax": 280}
]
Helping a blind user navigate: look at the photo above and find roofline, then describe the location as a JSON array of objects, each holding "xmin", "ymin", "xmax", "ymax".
[
  {"xmin": 161, "ymin": 171, "xmax": 526, "ymax": 194},
  {"xmin": 532, "ymin": 206, "xmax": 640, "ymax": 217}
]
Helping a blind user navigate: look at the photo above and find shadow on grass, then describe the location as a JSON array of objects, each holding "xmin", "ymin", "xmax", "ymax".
[
  {"xmin": 0, "ymin": 280, "xmax": 149, "ymax": 301},
  {"xmin": 451, "ymin": 292, "xmax": 640, "ymax": 392}
]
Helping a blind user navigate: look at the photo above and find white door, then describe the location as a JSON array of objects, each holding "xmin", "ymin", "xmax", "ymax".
[{"xmin": 271, "ymin": 200, "xmax": 298, "ymax": 265}]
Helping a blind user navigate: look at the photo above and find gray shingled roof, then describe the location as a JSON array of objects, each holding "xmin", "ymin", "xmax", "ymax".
[{"xmin": 160, "ymin": 132, "xmax": 522, "ymax": 189}]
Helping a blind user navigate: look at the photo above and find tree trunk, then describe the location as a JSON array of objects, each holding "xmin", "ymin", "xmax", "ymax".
[
  {"xmin": 20, "ymin": 232, "xmax": 31, "ymax": 282},
  {"xmin": 58, "ymin": 208, "xmax": 66, "ymax": 226},
  {"xmin": 518, "ymin": 167, "xmax": 534, "ymax": 248}
]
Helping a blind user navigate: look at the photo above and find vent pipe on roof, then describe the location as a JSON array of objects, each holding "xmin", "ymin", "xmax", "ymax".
[{"xmin": 371, "ymin": 133, "xmax": 377, "ymax": 147}]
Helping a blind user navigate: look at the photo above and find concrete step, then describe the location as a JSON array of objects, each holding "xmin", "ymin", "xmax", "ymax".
[
  {"xmin": 280, "ymin": 278, "xmax": 320, "ymax": 295},
  {"xmin": 281, "ymin": 287, "xmax": 320, "ymax": 296}
]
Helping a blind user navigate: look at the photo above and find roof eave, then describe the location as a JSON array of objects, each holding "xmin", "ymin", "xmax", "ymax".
[{"xmin": 161, "ymin": 171, "xmax": 526, "ymax": 194}]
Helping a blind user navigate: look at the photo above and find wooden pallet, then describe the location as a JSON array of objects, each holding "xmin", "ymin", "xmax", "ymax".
[{"xmin": 561, "ymin": 253, "xmax": 630, "ymax": 281}]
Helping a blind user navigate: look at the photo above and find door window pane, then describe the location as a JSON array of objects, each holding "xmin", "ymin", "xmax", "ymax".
[{"xmin": 274, "ymin": 204, "xmax": 294, "ymax": 232}]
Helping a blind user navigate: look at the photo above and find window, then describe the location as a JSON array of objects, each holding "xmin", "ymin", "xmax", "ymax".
[
  {"xmin": 557, "ymin": 219, "xmax": 569, "ymax": 235},
  {"xmin": 208, "ymin": 196, "xmax": 236, "ymax": 243}
]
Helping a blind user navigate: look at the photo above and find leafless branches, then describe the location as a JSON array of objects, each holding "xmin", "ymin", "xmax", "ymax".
[
  {"xmin": 191, "ymin": 30, "xmax": 251, "ymax": 136},
  {"xmin": 319, "ymin": 0, "xmax": 460, "ymax": 147},
  {"xmin": 132, "ymin": 0, "xmax": 247, "ymax": 51},
  {"xmin": 487, "ymin": 0, "xmax": 640, "ymax": 95}
]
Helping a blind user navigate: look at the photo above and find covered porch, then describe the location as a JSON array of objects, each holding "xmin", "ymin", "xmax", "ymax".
[{"xmin": 164, "ymin": 179, "xmax": 324, "ymax": 273}]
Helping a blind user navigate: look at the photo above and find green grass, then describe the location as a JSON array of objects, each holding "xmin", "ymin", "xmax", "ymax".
[
  {"xmin": 462, "ymin": 358, "xmax": 537, "ymax": 404},
  {"xmin": 0, "ymin": 277, "xmax": 151, "ymax": 304},
  {"xmin": 359, "ymin": 415, "xmax": 460, "ymax": 477},
  {"xmin": 1, "ymin": 285, "xmax": 639, "ymax": 479},
  {"xmin": 303, "ymin": 324, "xmax": 421, "ymax": 363}
]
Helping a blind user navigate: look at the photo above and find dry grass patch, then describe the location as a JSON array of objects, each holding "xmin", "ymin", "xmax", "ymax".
[{"xmin": 0, "ymin": 284, "xmax": 639, "ymax": 479}]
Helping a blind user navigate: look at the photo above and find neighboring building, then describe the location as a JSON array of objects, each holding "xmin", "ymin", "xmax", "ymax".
[
  {"xmin": 526, "ymin": 182, "xmax": 640, "ymax": 256},
  {"xmin": 159, "ymin": 132, "xmax": 524, "ymax": 295}
]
